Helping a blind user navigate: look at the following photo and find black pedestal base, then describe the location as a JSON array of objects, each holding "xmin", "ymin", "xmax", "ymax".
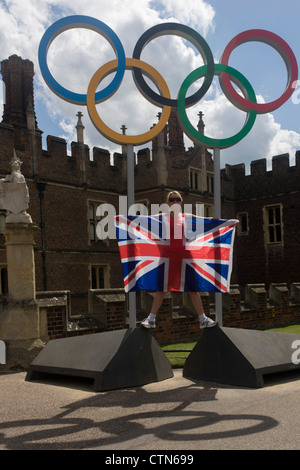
[{"xmin": 26, "ymin": 328, "xmax": 173, "ymax": 391}]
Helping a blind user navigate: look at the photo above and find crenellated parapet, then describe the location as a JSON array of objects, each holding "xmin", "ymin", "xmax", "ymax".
[
  {"xmin": 223, "ymin": 282, "xmax": 300, "ymax": 310},
  {"xmin": 221, "ymin": 283, "xmax": 300, "ymax": 330},
  {"xmin": 0, "ymin": 121, "xmax": 163, "ymax": 191},
  {"xmin": 223, "ymin": 153, "xmax": 300, "ymax": 201}
]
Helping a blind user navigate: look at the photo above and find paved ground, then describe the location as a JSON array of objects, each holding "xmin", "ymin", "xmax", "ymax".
[{"xmin": 1, "ymin": 368, "xmax": 300, "ymax": 451}]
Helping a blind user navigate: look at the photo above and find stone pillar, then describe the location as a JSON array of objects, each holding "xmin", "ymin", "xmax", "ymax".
[
  {"xmin": 0, "ymin": 223, "xmax": 48, "ymax": 369},
  {"xmin": 76, "ymin": 111, "xmax": 87, "ymax": 185},
  {"xmin": 4, "ymin": 223, "xmax": 38, "ymax": 302}
]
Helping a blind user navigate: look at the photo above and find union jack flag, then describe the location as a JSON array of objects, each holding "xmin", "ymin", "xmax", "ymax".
[{"xmin": 114, "ymin": 214, "xmax": 238, "ymax": 293}]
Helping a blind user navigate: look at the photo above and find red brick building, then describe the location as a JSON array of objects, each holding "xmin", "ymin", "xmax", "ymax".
[
  {"xmin": 0, "ymin": 55, "xmax": 299, "ymax": 315},
  {"xmin": 222, "ymin": 154, "xmax": 300, "ymax": 289}
]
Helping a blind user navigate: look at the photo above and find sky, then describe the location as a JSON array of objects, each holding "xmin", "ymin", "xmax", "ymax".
[{"xmin": 0, "ymin": 0, "xmax": 300, "ymax": 173}]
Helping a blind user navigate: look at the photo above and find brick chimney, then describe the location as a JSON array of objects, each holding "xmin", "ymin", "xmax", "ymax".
[{"xmin": 1, "ymin": 55, "xmax": 38, "ymax": 129}]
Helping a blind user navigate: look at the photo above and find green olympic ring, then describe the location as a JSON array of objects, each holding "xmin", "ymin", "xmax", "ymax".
[{"xmin": 177, "ymin": 64, "xmax": 257, "ymax": 148}]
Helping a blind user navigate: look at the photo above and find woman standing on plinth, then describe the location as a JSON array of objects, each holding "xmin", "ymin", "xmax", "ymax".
[{"xmin": 141, "ymin": 191, "xmax": 217, "ymax": 330}]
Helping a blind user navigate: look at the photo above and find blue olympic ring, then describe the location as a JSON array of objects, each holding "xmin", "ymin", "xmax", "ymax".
[{"xmin": 38, "ymin": 15, "xmax": 126, "ymax": 105}]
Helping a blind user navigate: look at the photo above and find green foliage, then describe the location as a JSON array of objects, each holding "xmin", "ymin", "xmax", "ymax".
[
  {"xmin": 162, "ymin": 325, "xmax": 300, "ymax": 367},
  {"xmin": 267, "ymin": 324, "xmax": 300, "ymax": 334},
  {"xmin": 162, "ymin": 341, "xmax": 196, "ymax": 368}
]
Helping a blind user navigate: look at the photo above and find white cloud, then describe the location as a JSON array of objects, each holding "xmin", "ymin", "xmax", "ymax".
[
  {"xmin": 231, "ymin": 112, "xmax": 300, "ymax": 170},
  {"xmin": 267, "ymin": 126, "xmax": 300, "ymax": 166},
  {"xmin": 153, "ymin": 0, "xmax": 216, "ymax": 35},
  {"xmin": 59, "ymin": 117, "xmax": 76, "ymax": 144},
  {"xmin": 0, "ymin": 1, "xmax": 52, "ymax": 58}
]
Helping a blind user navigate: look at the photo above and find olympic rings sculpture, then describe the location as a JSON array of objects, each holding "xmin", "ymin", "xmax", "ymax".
[{"xmin": 39, "ymin": 15, "xmax": 298, "ymax": 148}]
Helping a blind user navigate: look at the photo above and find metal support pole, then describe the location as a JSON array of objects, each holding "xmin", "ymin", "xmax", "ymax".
[
  {"xmin": 127, "ymin": 144, "xmax": 136, "ymax": 328},
  {"xmin": 214, "ymin": 147, "xmax": 222, "ymax": 326}
]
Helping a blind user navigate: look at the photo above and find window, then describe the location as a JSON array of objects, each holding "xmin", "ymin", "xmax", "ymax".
[
  {"xmin": 89, "ymin": 201, "xmax": 106, "ymax": 243},
  {"xmin": 0, "ymin": 213, "xmax": 5, "ymax": 234},
  {"xmin": 237, "ymin": 212, "xmax": 249, "ymax": 235},
  {"xmin": 196, "ymin": 203, "xmax": 214, "ymax": 217},
  {"xmin": 129, "ymin": 200, "xmax": 149, "ymax": 216},
  {"xmin": 189, "ymin": 168, "xmax": 201, "ymax": 190},
  {"xmin": 204, "ymin": 204, "xmax": 214, "ymax": 217},
  {"xmin": 264, "ymin": 205, "xmax": 283, "ymax": 244},
  {"xmin": 0, "ymin": 191, "xmax": 6, "ymax": 234},
  {"xmin": 189, "ymin": 168, "xmax": 214, "ymax": 194},
  {"xmin": 0, "ymin": 266, "xmax": 8, "ymax": 294},
  {"xmin": 90, "ymin": 265, "xmax": 108, "ymax": 289},
  {"xmin": 207, "ymin": 173, "xmax": 214, "ymax": 194}
]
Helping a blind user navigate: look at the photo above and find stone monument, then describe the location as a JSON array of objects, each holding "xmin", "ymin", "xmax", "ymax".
[{"xmin": 0, "ymin": 150, "xmax": 47, "ymax": 369}]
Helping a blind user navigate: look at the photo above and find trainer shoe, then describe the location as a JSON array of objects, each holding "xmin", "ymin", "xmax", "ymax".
[
  {"xmin": 200, "ymin": 317, "xmax": 217, "ymax": 329},
  {"xmin": 140, "ymin": 317, "xmax": 156, "ymax": 329}
]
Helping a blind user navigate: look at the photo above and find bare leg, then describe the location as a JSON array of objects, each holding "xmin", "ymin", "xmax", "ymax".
[
  {"xmin": 188, "ymin": 292, "xmax": 205, "ymax": 315},
  {"xmin": 150, "ymin": 291, "xmax": 166, "ymax": 315},
  {"xmin": 141, "ymin": 291, "xmax": 217, "ymax": 329},
  {"xmin": 189, "ymin": 292, "xmax": 217, "ymax": 328},
  {"xmin": 140, "ymin": 292, "xmax": 165, "ymax": 328}
]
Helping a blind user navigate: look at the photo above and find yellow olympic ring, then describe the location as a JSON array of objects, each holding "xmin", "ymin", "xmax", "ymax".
[{"xmin": 87, "ymin": 58, "xmax": 172, "ymax": 145}]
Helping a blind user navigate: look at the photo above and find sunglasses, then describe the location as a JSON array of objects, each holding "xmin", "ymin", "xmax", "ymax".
[{"xmin": 168, "ymin": 197, "xmax": 182, "ymax": 202}]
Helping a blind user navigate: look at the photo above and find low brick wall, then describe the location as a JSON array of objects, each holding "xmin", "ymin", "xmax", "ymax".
[
  {"xmin": 221, "ymin": 283, "xmax": 300, "ymax": 331},
  {"xmin": 41, "ymin": 283, "xmax": 300, "ymax": 346},
  {"xmin": 46, "ymin": 306, "xmax": 66, "ymax": 339}
]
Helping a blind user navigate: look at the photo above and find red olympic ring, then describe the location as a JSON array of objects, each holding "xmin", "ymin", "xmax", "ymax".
[{"xmin": 219, "ymin": 29, "xmax": 298, "ymax": 114}]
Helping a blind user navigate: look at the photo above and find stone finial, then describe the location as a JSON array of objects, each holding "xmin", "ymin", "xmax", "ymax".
[
  {"xmin": 120, "ymin": 125, "xmax": 127, "ymax": 155},
  {"xmin": 121, "ymin": 124, "xmax": 127, "ymax": 135},
  {"xmin": 76, "ymin": 111, "xmax": 85, "ymax": 144},
  {"xmin": 197, "ymin": 111, "xmax": 205, "ymax": 133}
]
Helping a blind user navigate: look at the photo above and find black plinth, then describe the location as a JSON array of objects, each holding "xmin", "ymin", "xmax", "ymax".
[
  {"xmin": 183, "ymin": 326, "xmax": 300, "ymax": 388},
  {"xmin": 26, "ymin": 327, "xmax": 173, "ymax": 391}
]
